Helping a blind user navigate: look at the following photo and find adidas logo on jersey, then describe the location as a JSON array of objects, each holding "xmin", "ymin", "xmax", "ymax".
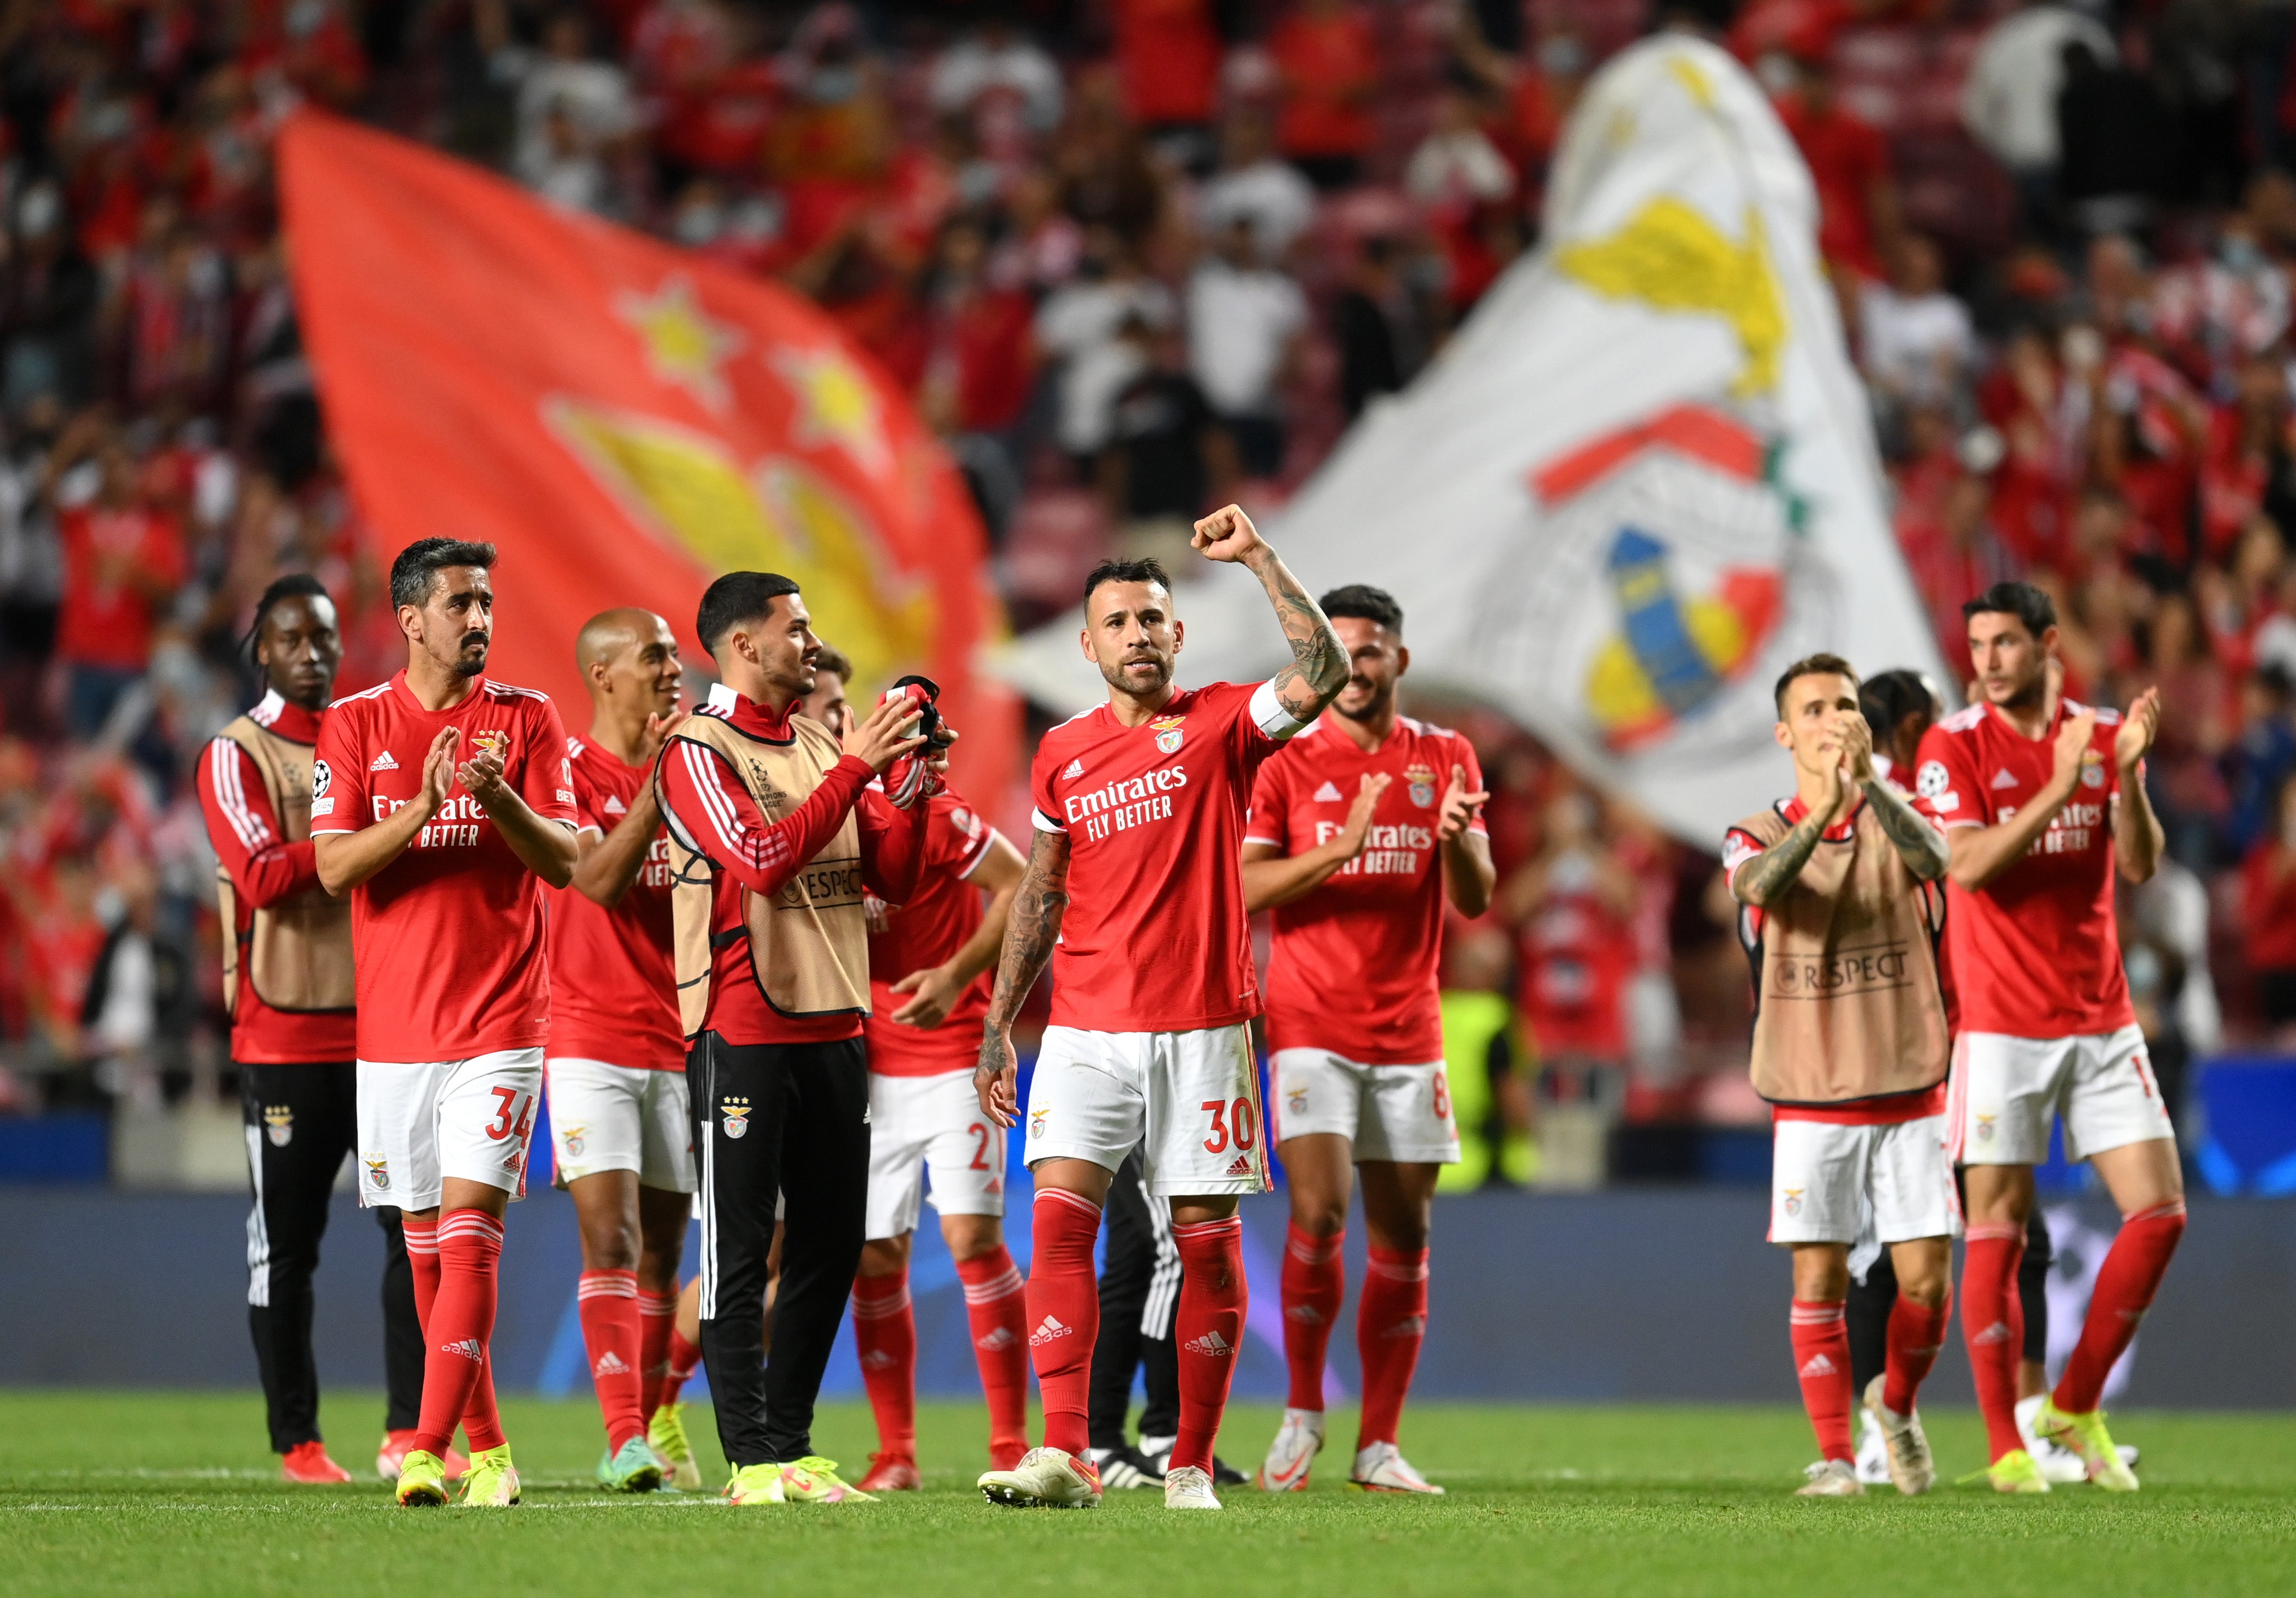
[
  {"xmin": 1062, "ymin": 758, "xmax": 1084, "ymax": 779},
  {"xmin": 369, "ymin": 751, "xmax": 400, "ymax": 772},
  {"xmin": 1313, "ymin": 780, "xmax": 1343, "ymax": 802},
  {"xmin": 1030, "ymin": 1315, "xmax": 1074, "ymax": 1347},
  {"xmin": 1225, "ymin": 1153, "xmax": 1254, "ymax": 1177},
  {"xmin": 1797, "ymin": 1353, "xmax": 1836, "ymax": 1378},
  {"xmin": 1183, "ymin": 1329, "xmax": 1234, "ymax": 1358},
  {"xmin": 441, "ymin": 1338, "xmax": 484, "ymax": 1363},
  {"xmin": 1991, "ymin": 768, "xmax": 2018, "ymax": 789},
  {"xmin": 593, "ymin": 1351, "xmax": 629, "ymax": 1375},
  {"xmin": 603, "ymin": 795, "xmax": 627, "ymax": 815},
  {"xmin": 976, "ymin": 1327, "xmax": 1018, "ymax": 1352}
]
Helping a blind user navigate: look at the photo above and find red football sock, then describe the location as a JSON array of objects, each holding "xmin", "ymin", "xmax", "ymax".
[
  {"xmin": 2054, "ymin": 1199, "xmax": 2186, "ymax": 1414},
  {"xmin": 1356, "ymin": 1245, "xmax": 1428, "ymax": 1451},
  {"xmin": 1026, "ymin": 1188, "xmax": 1102, "ymax": 1457},
  {"xmin": 662, "ymin": 1325, "xmax": 702, "ymax": 1409},
  {"xmin": 1882, "ymin": 1290, "xmax": 1951, "ymax": 1417},
  {"xmin": 1281, "ymin": 1224, "xmax": 1344, "ymax": 1413},
  {"xmin": 1961, "ymin": 1225, "xmax": 2026, "ymax": 1462},
  {"xmin": 1170, "ymin": 1215, "xmax": 1247, "ymax": 1476},
  {"xmin": 638, "ymin": 1289, "xmax": 678, "ymax": 1419},
  {"xmin": 577, "ymin": 1269, "xmax": 647, "ymax": 1453},
  {"xmin": 851, "ymin": 1266, "xmax": 917, "ymax": 1459},
  {"xmin": 416, "ymin": 1210, "xmax": 506, "ymax": 1459},
  {"xmin": 1789, "ymin": 1298, "xmax": 1853, "ymax": 1463},
  {"xmin": 402, "ymin": 1215, "xmax": 441, "ymax": 1322},
  {"xmin": 955, "ymin": 1246, "xmax": 1030, "ymax": 1457}
]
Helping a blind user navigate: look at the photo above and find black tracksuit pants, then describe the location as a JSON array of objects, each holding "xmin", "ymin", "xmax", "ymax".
[
  {"xmin": 687, "ymin": 1032, "xmax": 871, "ymax": 1467},
  {"xmin": 1089, "ymin": 1147, "xmax": 1183, "ymax": 1450},
  {"xmin": 239, "ymin": 1061, "xmax": 424, "ymax": 1451}
]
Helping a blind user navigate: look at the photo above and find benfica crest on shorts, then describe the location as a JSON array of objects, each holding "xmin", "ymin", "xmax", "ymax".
[
  {"xmin": 1782, "ymin": 1187, "xmax": 1803, "ymax": 1218},
  {"xmin": 1404, "ymin": 763, "xmax": 1437, "ymax": 808},
  {"xmin": 1149, "ymin": 714, "xmax": 1185, "ymax": 754},
  {"xmin": 562, "ymin": 1125, "xmax": 586, "ymax": 1158},
  {"xmin": 363, "ymin": 1154, "xmax": 390, "ymax": 1191},
  {"xmin": 722, "ymin": 1097, "xmax": 752, "ymax": 1139},
  {"xmin": 264, "ymin": 1105, "xmax": 293, "ymax": 1147}
]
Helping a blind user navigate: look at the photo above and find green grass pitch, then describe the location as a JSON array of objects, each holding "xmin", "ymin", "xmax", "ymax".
[{"xmin": 6, "ymin": 1392, "xmax": 2295, "ymax": 1596}]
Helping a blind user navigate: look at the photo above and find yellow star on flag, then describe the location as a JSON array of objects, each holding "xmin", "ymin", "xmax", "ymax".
[
  {"xmin": 617, "ymin": 275, "xmax": 744, "ymax": 410},
  {"xmin": 772, "ymin": 345, "xmax": 890, "ymax": 478}
]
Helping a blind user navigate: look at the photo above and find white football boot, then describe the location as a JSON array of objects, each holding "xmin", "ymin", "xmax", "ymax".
[
  {"xmin": 1349, "ymin": 1442, "xmax": 1444, "ymax": 1494},
  {"xmin": 1256, "ymin": 1408, "xmax": 1325, "ymax": 1492},
  {"xmin": 978, "ymin": 1447, "xmax": 1103, "ymax": 1509},
  {"xmin": 1860, "ymin": 1376, "xmax": 1934, "ymax": 1495},
  {"xmin": 1796, "ymin": 1459, "xmax": 1864, "ymax": 1497},
  {"xmin": 1854, "ymin": 1411, "xmax": 1892, "ymax": 1486},
  {"xmin": 1164, "ymin": 1464, "xmax": 1222, "ymax": 1509}
]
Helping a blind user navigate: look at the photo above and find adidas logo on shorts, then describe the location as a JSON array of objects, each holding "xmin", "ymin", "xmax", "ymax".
[
  {"xmin": 1225, "ymin": 1153, "xmax": 1254, "ymax": 1177},
  {"xmin": 369, "ymin": 751, "xmax": 400, "ymax": 772},
  {"xmin": 1183, "ymin": 1329, "xmax": 1233, "ymax": 1358},
  {"xmin": 1797, "ymin": 1353, "xmax": 1836, "ymax": 1378},
  {"xmin": 441, "ymin": 1338, "xmax": 484, "ymax": 1362},
  {"xmin": 593, "ymin": 1352, "xmax": 629, "ymax": 1375},
  {"xmin": 1030, "ymin": 1315, "xmax": 1074, "ymax": 1347}
]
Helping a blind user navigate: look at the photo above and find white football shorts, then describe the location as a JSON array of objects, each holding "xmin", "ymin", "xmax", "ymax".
[
  {"xmin": 356, "ymin": 1048, "xmax": 545, "ymax": 1210},
  {"xmin": 1270, "ymin": 1049, "xmax": 1461, "ymax": 1164},
  {"xmin": 1949, "ymin": 1025, "xmax": 2174, "ymax": 1166},
  {"xmin": 1768, "ymin": 1113, "xmax": 1956, "ymax": 1246},
  {"xmin": 865, "ymin": 1068, "xmax": 1007, "ymax": 1240},
  {"xmin": 1026, "ymin": 1023, "xmax": 1270, "ymax": 1197},
  {"xmin": 545, "ymin": 1057, "xmax": 695, "ymax": 1193}
]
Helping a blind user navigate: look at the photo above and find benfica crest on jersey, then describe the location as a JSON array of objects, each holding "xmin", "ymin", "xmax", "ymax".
[
  {"xmin": 470, "ymin": 729, "xmax": 510, "ymax": 761},
  {"xmin": 722, "ymin": 1097, "xmax": 751, "ymax": 1139},
  {"xmin": 264, "ymin": 1105, "xmax": 293, "ymax": 1147},
  {"xmin": 1404, "ymin": 763, "xmax": 1438, "ymax": 808},
  {"xmin": 1149, "ymin": 714, "xmax": 1185, "ymax": 754}
]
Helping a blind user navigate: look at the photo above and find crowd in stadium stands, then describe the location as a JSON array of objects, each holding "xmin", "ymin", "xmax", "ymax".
[{"xmin": 0, "ymin": 0, "xmax": 2292, "ymax": 1157}]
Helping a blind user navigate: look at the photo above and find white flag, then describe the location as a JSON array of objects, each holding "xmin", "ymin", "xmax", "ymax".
[{"xmin": 995, "ymin": 34, "xmax": 1945, "ymax": 844}]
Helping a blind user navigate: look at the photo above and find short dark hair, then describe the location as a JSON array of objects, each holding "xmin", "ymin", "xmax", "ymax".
[
  {"xmin": 812, "ymin": 643, "xmax": 854, "ymax": 681},
  {"xmin": 1773, "ymin": 652, "xmax": 1859, "ymax": 716},
  {"xmin": 242, "ymin": 572, "xmax": 331, "ymax": 664},
  {"xmin": 390, "ymin": 538, "xmax": 496, "ymax": 611},
  {"xmin": 1858, "ymin": 668, "xmax": 1939, "ymax": 738},
  {"xmin": 696, "ymin": 571, "xmax": 800, "ymax": 653},
  {"xmin": 1320, "ymin": 584, "xmax": 1403, "ymax": 634},
  {"xmin": 1082, "ymin": 557, "xmax": 1170, "ymax": 610},
  {"xmin": 1962, "ymin": 580, "xmax": 2057, "ymax": 638}
]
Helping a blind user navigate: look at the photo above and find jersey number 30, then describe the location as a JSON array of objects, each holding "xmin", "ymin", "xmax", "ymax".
[{"xmin": 1201, "ymin": 1098, "xmax": 1257, "ymax": 1154}]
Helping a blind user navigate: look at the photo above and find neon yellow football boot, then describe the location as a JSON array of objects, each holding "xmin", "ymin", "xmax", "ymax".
[
  {"xmin": 775, "ymin": 1456, "xmax": 875, "ymax": 1503},
  {"xmin": 2032, "ymin": 1398, "xmax": 2140, "ymax": 1491},
  {"xmin": 457, "ymin": 1445, "xmax": 521, "ymax": 1506},
  {"xmin": 393, "ymin": 1448, "xmax": 449, "ymax": 1507},
  {"xmin": 1961, "ymin": 1448, "xmax": 2050, "ymax": 1494},
  {"xmin": 649, "ymin": 1402, "xmax": 703, "ymax": 1491},
  {"xmin": 725, "ymin": 1463, "xmax": 786, "ymax": 1504}
]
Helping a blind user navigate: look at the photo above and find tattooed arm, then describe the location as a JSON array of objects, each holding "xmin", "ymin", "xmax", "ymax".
[
  {"xmin": 1190, "ymin": 503, "xmax": 1348, "ymax": 726},
  {"xmin": 1861, "ymin": 776, "xmax": 1949, "ymax": 880},
  {"xmin": 1729, "ymin": 807, "xmax": 1832, "ymax": 909},
  {"xmin": 974, "ymin": 827, "xmax": 1072, "ymax": 1127}
]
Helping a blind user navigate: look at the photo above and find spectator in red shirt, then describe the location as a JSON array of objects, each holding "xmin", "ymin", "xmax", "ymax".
[
  {"xmin": 1270, "ymin": 0, "xmax": 1381, "ymax": 190},
  {"xmin": 1113, "ymin": 0, "xmax": 1223, "ymax": 151},
  {"xmin": 1768, "ymin": 53, "xmax": 1899, "ymax": 287},
  {"xmin": 921, "ymin": 220, "xmax": 1037, "ymax": 544},
  {"xmin": 2242, "ymin": 773, "xmax": 2296, "ymax": 1033},
  {"xmin": 49, "ymin": 422, "xmax": 187, "ymax": 739}
]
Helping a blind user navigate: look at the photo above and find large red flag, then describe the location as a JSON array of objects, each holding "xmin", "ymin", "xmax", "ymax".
[{"xmin": 278, "ymin": 112, "xmax": 1015, "ymax": 795}]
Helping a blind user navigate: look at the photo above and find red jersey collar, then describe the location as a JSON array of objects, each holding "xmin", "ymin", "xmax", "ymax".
[
  {"xmin": 716, "ymin": 688, "xmax": 800, "ymax": 741},
  {"xmin": 1983, "ymin": 695, "xmax": 2073, "ymax": 743},
  {"xmin": 1781, "ymin": 791, "xmax": 1864, "ymax": 840},
  {"xmin": 387, "ymin": 668, "xmax": 490, "ymax": 717},
  {"xmin": 252, "ymin": 688, "xmax": 323, "ymax": 743}
]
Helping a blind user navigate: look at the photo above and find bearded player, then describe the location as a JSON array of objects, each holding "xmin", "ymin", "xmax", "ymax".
[
  {"xmin": 1241, "ymin": 584, "xmax": 1492, "ymax": 1495},
  {"xmin": 1912, "ymin": 581, "xmax": 2177, "ymax": 1493},
  {"xmin": 789, "ymin": 649, "xmax": 1036, "ymax": 1492},
  {"xmin": 1726, "ymin": 655, "xmax": 1955, "ymax": 1497},
  {"xmin": 312, "ymin": 539, "xmax": 580, "ymax": 1508},
  {"xmin": 546, "ymin": 609, "xmax": 694, "ymax": 1493},
  {"xmin": 974, "ymin": 505, "xmax": 1348, "ymax": 1512}
]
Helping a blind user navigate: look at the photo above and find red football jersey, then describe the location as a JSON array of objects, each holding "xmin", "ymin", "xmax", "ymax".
[
  {"xmin": 310, "ymin": 672, "xmax": 577, "ymax": 1061},
  {"xmin": 1912, "ymin": 698, "xmax": 2135, "ymax": 1037},
  {"xmin": 1031, "ymin": 680, "xmax": 1299, "ymax": 1033},
  {"xmin": 196, "ymin": 691, "xmax": 357, "ymax": 1064},
  {"xmin": 865, "ymin": 789, "xmax": 1002, "ymax": 1077},
  {"xmin": 548, "ymin": 735, "xmax": 680, "ymax": 1069},
  {"xmin": 1245, "ymin": 717, "xmax": 1484, "ymax": 1064}
]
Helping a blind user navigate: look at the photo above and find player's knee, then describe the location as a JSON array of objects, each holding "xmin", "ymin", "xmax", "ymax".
[
  {"xmin": 941, "ymin": 1214, "xmax": 1001, "ymax": 1261},
  {"xmin": 1898, "ymin": 1268, "xmax": 1950, "ymax": 1311},
  {"xmin": 580, "ymin": 1218, "xmax": 641, "ymax": 1272},
  {"xmin": 1292, "ymin": 1198, "xmax": 1349, "ymax": 1237},
  {"xmin": 857, "ymin": 1235, "xmax": 911, "ymax": 1277}
]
